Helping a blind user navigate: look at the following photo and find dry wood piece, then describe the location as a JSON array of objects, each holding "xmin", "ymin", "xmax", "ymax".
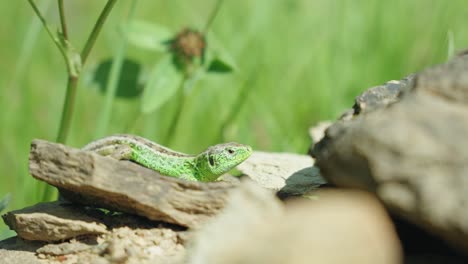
[{"xmin": 28, "ymin": 140, "xmax": 239, "ymax": 228}]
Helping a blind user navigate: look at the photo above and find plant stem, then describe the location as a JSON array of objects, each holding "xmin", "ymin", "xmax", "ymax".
[
  {"xmin": 58, "ymin": 0, "xmax": 68, "ymax": 39},
  {"xmin": 28, "ymin": 0, "xmax": 119, "ymax": 201},
  {"xmin": 54, "ymin": 0, "xmax": 68, "ymax": 143},
  {"xmin": 204, "ymin": 0, "xmax": 225, "ymax": 33},
  {"xmin": 447, "ymin": 30, "xmax": 454, "ymax": 60},
  {"xmin": 165, "ymin": 77, "xmax": 187, "ymax": 145},
  {"xmin": 81, "ymin": 0, "xmax": 118, "ymax": 65},
  {"xmin": 95, "ymin": 0, "xmax": 138, "ymax": 138},
  {"xmin": 9, "ymin": 0, "xmax": 52, "ymax": 91},
  {"xmin": 56, "ymin": 76, "xmax": 78, "ymax": 143},
  {"xmin": 219, "ymin": 72, "xmax": 255, "ymax": 141},
  {"xmin": 27, "ymin": 0, "xmax": 68, "ymax": 63},
  {"xmin": 43, "ymin": 75, "xmax": 78, "ymax": 200},
  {"xmin": 55, "ymin": 0, "xmax": 118, "ymax": 144}
]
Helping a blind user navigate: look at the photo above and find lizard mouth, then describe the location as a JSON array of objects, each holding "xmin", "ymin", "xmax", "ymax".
[
  {"xmin": 242, "ymin": 146, "xmax": 253, "ymax": 160},
  {"xmin": 232, "ymin": 145, "xmax": 253, "ymax": 166}
]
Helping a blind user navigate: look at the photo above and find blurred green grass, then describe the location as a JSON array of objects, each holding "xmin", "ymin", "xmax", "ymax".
[{"xmin": 1, "ymin": 0, "xmax": 467, "ymax": 238}]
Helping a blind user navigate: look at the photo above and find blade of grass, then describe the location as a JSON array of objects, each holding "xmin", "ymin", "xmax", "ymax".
[
  {"xmin": 94, "ymin": 0, "xmax": 139, "ymax": 138},
  {"xmin": 9, "ymin": 0, "xmax": 53, "ymax": 91}
]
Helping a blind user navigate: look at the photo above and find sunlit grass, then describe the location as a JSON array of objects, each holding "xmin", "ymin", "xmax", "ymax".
[{"xmin": 1, "ymin": 0, "xmax": 467, "ymax": 238}]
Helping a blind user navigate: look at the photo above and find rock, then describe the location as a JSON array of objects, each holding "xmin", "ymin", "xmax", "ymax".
[
  {"xmin": 188, "ymin": 183, "xmax": 402, "ymax": 264},
  {"xmin": 99, "ymin": 227, "xmax": 184, "ymax": 264},
  {"xmin": 394, "ymin": 216, "xmax": 467, "ymax": 264},
  {"xmin": 187, "ymin": 180, "xmax": 284, "ymax": 264},
  {"xmin": 237, "ymin": 151, "xmax": 326, "ymax": 196},
  {"xmin": 353, "ymin": 76, "xmax": 414, "ymax": 115},
  {"xmin": 278, "ymin": 190, "xmax": 402, "ymax": 264},
  {"xmin": 312, "ymin": 54, "xmax": 468, "ymax": 253},
  {"xmin": 308, "ymin": 121, "xmax": 332, "ymax": 143},
  {"xmin": 1, "ymin": 229, "xmax": 185, "ymax": 264},
  {"xmin": 414, "ymin": 56, "xmax": 468, "ymax": 103},
  {"xmin": 2, "ymin": 202, "xmax": 107, "ymax": 241},
  {"xmin": 28, "ymin": 139, "xmax": 239, "ymax": 228},
  {"xmin": 0, "ymin": 237, "xmax": 44, "ymax": 264},
  {"xmin": 36, "ymin": 239, "xmax": 95, "ymax": 256},
  {"xmin": 1, "ymin": 214, "xmax": 187, "ymax": 263}
]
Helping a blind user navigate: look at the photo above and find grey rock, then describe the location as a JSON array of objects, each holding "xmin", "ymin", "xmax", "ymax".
[
  {"xmin": 2, "ymin": 202, "xmax": 107, "ymax": 242},
  {"xmin": 188, "ymin": 183, "xmax": 401, "ymax": 264},
  {"xmin": 237, "ymin": 151, "xmax": 326, "ymax": 196},
  {"xmin": 36, "ymin": 239, "xmax": 96, "ymax": 256},
  {"xmin": 187, "ymin": 181, "xmax": 284, "ymax": 264},
  {"xmin": 312, "ymin": 54, "xmax": 468, "ymax": 253},
  {"xmin": 353, "ymin": 75, "xmax": 414, "ymax": 115},
  {"xmin": 414, "ymin": 56, "xmax": 468, "ymax": 103},
  {"xmin": 0, "ymin": 225, "xmax": 186, "ymax": 264},
  {"xmin": 0, "ymin": 237, "xmax": 44, "ymax": 264},
  {"xmin": 308, "ymin": 121, "xmax": 332, "ymax": 143},
  {"xmin": 98, "ymin": 227, "xmax": 185, "ymax": 264},
  {"xmin": 28, "ymin": 140, "xmax": 239, "ymax": 228}
]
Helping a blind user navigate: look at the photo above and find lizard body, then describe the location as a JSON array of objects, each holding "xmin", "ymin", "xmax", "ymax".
[{"xmin": 82, "ymin": 134, "xmax": 252, "ymax": 182}]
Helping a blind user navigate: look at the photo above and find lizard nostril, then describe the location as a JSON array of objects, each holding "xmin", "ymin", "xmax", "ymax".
[{"xmin": 227, "ymin": 149, "xmax": 234, "ymax": 154}]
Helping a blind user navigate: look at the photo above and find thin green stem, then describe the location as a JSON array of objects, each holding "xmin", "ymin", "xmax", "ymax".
[
  {"xmin": 28, "ymin": 0, "xmax": 72, "ymax": 201},
  {"xmin": 44, "ymin": 75, "xmax": 78, "ymax": 201},
  {"xmin": 165, "ymin": 77, "xmax": 187, "ymax": 145},
  {"xmin": 447, "ymin": 30, "xmax": 454, "ymax": 61},
  {"xmin": 81, "ymin": 0, "xmax": 118, "ymax": 65},
  {"xmin": 218, "ymin": 73, "xmax": 255, "ymax": 141},
  {"xmin": 58, "ymin": 0, "xmax": 68, "ymax": 39},
  {"xmin": 95, "ymin": 0, "xmax": 138, "ymax": 138},
  {"xmin": 204, "ymin": 0, "xmax": 225, "ymax": 33},
  {"xmin": 43, "ymin": 75, "xmax": 78, "ymax": 200},
  {"xmin": 9, "ymin": 0, "xmax": 52, "ymax": 91},
  {"xmin": 27, "ymin": 0, "xmax": 68, "ymax": 66},
  {"xmin": 56, "ymin": 76, "xmax": 78, "ymax": 143},
  {"xmin": 55, "ymin": 0, "xmax": 118, "ymax": 144},
  {"xmin": 94, "ymin": 44, "xmax": 127, "ymax": 137},
  {"xmin": 27, "ymin": 0, "xmax": 119, "ymax": 201},
  {"xmin": 27, "ymin": 0, "xmax": 56, "ymax": 43}
]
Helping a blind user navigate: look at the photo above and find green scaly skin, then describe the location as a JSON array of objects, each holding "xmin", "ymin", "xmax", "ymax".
[{"xmin": 82, "ymin": 134, "xmax": 252, "ymax": 182}]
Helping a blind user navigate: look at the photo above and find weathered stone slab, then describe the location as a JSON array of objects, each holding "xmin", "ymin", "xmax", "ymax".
[
  {"xmin": 237, "ymin": 151, "xmax": 326, "ymax": 196},
  {"xmin": 0, "ymin": 237, "xmax": 44, "ymax": 264},
  {"xmin": 2, "ymin": 202, "xmax": 107, "ymax": 241},
  {"xmin": 0, "ymin": 223, "xmax": 187, "ymax": 263},
  {"xmin": 29, "ymin": 140, "xmax": 239, "ymax": 228}
]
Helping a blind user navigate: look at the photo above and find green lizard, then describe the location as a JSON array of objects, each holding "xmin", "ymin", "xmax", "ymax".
[{"xmin": 82, "ymin": 134, "xmax": 252, "ymax": 182}]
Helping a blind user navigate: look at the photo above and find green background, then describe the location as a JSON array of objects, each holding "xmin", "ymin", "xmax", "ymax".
[{"xmin": 1, "ymin": 0, "xmax": 467, "ymax": 238}]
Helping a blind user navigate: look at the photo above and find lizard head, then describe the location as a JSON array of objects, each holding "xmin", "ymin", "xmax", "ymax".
[{"xmin": 196, "ymin": 143, "xmax": 252, "ymax": 182}]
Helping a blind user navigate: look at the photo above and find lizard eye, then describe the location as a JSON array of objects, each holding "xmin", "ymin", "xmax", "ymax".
[
  {"xmin": 208, "ymin": 155, "xmax": 215, "ymax": 166},
  {"xmin": 227, "ymin": 149, "xmax": 234, "ymax": 154}
]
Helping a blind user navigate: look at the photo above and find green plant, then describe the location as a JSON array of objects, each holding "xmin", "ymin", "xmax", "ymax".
[
  {"xmin": 27, "ymin": 0, "xmax": 118, "ymax": 201},
  {"xmin": 92, "ymin": 0, "xmax": 237, "ymax": 145}
]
